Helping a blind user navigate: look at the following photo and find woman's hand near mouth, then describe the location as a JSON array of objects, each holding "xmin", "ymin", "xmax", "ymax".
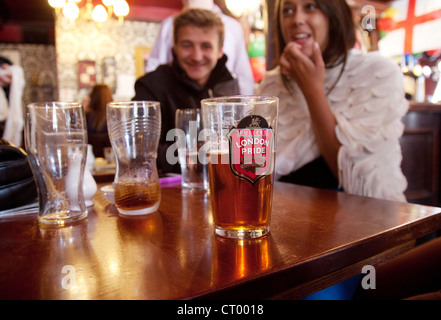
[
  {"xmin": 279, "ymin": 41, "xmax": 325, "ymax": 97},
  {"xmin": 279, "ymin": 40, "xmax": 339, "ymax": 176}
]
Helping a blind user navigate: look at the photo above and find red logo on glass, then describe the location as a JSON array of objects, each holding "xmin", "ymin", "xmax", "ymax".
[{"xmin": 227, "ymin": 115, "xmax": 274, "ymax": 184}]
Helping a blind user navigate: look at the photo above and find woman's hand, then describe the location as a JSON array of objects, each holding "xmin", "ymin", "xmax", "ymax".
[
  {"xmin": 280, "ymin": 41, "xmax": 341, "ymax": 177},
  {"xmin": 0, "ymin": 64, "xmax": 12, "ymax": 88},
  {"xmin": 279, "ymin": 41, "xmax": 325, "ymax": 97}
]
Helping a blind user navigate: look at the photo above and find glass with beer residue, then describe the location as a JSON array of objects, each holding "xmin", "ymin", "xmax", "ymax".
[{"xmin": 107, "ymin": 101, "xmax": 161, "ymax": 216}]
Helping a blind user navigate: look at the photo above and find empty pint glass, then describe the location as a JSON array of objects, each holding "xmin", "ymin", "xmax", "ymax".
[
  {"xmin": 25, "ymin": 102, "xmax": 88, "ymax": 226},
  {"xmin": 201, "ymin": 96, "xmax": 278, "ymax": 239},
  {"xmin": 107, "ymin": 101, "xmax": 161, "ymax": 216}
]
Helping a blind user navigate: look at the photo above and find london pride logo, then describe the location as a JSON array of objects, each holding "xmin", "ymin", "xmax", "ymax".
[{"xmin": 227, "ymin": 115, "xmax": 274, "ymax": 184}]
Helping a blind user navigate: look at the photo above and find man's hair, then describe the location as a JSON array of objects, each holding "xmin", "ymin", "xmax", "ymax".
[{"xmin": 173, "ymin": 8, "xmax": 224, "ymax": 48}]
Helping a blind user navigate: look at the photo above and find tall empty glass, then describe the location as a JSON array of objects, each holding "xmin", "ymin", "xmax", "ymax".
[
  {"xmin": 201, "ymin": 96, "xmax": 278, "ymax": 239},
  {"xmin": 107, "ymin": 101, "xmax": 161, "ymax": 216},
  {"xmin": 175, "ymin": 108, "xmax": 208, "ymax": 190},
  {"xmin": 25, "ymin": 102, "xmax": 88, "ymax": 226}
]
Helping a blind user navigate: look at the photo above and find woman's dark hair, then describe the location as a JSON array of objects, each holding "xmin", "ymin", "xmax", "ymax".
[
  {"xmin": 0, "ymin": 56, "xmax": 13, "ymax": 66},
  {"xmin": 274, "ymin": 0, "xmax": 356, "ymax": 92},
  {"xmin": 87, "ymin": 84, "xmax": 113, "ymax": 132}
]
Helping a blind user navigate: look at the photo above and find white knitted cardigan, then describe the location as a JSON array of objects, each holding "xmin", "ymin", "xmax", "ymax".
[
  {"xmin": 1, "ymin": 65, "xmax": 25, "ymax": 146},
  {"xmin": 257, "ymin": 49, "xmax": 409, "ymax": 202}
]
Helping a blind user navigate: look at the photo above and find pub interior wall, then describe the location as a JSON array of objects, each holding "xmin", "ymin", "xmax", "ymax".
[
  {"xmin": 0, "ymin": 43, "xmax": 57, "ymax": 107},
  {"xmin": 1, "ymin": 18, "xmax": 161, "ymax": 106},
  {"xmin": 55, "ymin": 17, "xmax": 160, "ymax": 103}
]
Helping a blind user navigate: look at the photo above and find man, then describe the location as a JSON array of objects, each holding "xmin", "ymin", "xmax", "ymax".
[
  {"xmin": 146, "ymin": 0, "xmax": 254, "ymax": 95},
  {"xmin": 133, "ymin": 8, "xmax": 240, "ymax": 174}
]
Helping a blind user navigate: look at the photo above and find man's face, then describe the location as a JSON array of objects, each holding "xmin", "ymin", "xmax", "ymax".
[{"xmin": 173, "ymin": 25, "xmax": 223, "ymax": 87}]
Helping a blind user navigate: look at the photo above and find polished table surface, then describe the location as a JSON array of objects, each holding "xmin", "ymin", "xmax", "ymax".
[{"xmin": 1, "ymin": 180, "xmax": 441, "ymax": 300}]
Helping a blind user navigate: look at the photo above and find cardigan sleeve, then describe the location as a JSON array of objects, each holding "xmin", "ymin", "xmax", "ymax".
[
  {"xmin": 259, "ymin": 52, "xmax": 409, "ymax": 202},
  {"xmin": 330, "ymin": 51, "xmax": 409, "ymax": 201},
  {"xmin": 258, "ymin": 68, "xmax": 321, "ymax": 179}
]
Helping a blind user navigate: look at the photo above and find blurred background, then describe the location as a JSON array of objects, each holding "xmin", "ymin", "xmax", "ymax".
[{"xmin": 2, "ymin": 0, "xmax": 441, "ymax": 206}]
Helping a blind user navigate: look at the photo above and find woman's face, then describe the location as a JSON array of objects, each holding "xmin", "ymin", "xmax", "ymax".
[{"xmin": 279, "ymin": 0, "xmax": 329, "ymax": 58}]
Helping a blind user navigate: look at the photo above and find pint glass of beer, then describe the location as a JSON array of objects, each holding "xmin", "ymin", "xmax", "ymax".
[
  {"xmin": 201, "ymin": 96, "xmax": 278, "ymax": 239},
  {"xmin": 107, "ymin": 101, "xmax": 161, "ymax": 216}
]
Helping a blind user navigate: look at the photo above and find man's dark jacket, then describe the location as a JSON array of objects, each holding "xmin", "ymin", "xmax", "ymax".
[{"xmin": 133, "ymin": 54, "xmax": 240, "ymax": 174}]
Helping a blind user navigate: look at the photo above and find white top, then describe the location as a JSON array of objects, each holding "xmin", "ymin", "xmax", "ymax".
[
  {"xmin": 146, "ymin": 6, "xmax": 255, "ymax": 95},
  {"xmin": 257, "ymin": 49, "xmax": 409, "ymax": 202},
  {"xmin": 1, "ymin": 65, "xmax": 25, "ymax": 146}
]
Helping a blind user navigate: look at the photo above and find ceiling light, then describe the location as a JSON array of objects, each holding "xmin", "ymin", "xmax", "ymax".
[
  {"xmin": 92, "ymin": 4, "xmax": 108, "ymax": 22},
  {"xmin": 48, "ymin": 0, "xmax": 130, "ymax": 25},
  {"xmin": 62, "ymin": 2, "xmax": 79, "ymax": 20},
  {"xmin": 114, "ymin": 0, "xmax": 129, "ymax": 17},
  {"xmin": 48, "ymin": 0, "xmax": 66, "ymax": 9}
]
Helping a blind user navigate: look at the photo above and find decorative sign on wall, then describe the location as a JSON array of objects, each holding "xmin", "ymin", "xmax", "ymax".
[
  {"xmin": 102, "ymin": 57, "xmax": 116, "ymax": 93},
  {"xmin": 135, "ymin": 46, "xmax": 151, "ymax": 79},
  {"xmin": 78, "ymin": 60, "xmax": 97, "ymax": 89},
  {"xmin": 55, "ymin": 16, "xmax": 160, "ymax": 101}
]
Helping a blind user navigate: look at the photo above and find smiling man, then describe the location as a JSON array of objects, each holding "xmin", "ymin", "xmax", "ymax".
[{"xmin": 133, "ymin": 8, "xmax": 239, "ymax": 174}]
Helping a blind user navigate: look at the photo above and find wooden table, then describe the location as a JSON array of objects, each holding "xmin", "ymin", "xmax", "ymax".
[{"xmin": 0, "ymin": 181, "xmax": 441, "ymax": 300}]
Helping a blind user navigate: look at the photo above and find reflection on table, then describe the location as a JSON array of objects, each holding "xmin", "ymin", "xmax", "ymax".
[{"xmin": 0, "ymin": 181, "xmax": 440, "ymax": 299}]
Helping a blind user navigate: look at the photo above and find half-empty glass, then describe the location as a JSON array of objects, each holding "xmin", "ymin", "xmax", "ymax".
[{"xmin": 107, "ymin": 101, "xmax": 161, "ymax": 215}]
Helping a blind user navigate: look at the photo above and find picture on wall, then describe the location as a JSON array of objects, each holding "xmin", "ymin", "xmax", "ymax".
[
  {"xmin": 135, "ymin": 46, "xmax": 151, "ymax": 79},
  {"xmin": 102, "ymin": 57, "xmax": 116, "ymax": 93},
  {"xmin": 78, "ymin": 60, "xmax": 97, "ymax": 89}
]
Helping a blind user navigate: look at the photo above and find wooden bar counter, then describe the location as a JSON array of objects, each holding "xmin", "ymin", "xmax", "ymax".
[{"xmin": 0, "ymin": 181, "xmax": 441, "ymax": 300}]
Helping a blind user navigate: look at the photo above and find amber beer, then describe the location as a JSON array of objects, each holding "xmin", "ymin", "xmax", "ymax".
[
  {"xmin": 201, "ymin": 95, "xmax": 278, "ymax": 239},
  {"xmin": 114, "ymin": 180, "xmax": 160, "ymax": 211},
  {"xmin": 208, "ymin": 152, "xmax": 274, "ymax": 238},
  {"xmin": 107, "ymin": 101, "xmax": 161, "ymax": 216}
]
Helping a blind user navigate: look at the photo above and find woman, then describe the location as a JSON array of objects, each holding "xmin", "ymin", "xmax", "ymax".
[
  {"xmin": 85, "ymin": 84, "xmax": 113, "ymax": 157},
  {"xmin": 257, "ymin": 0, "xmax": 408, "ymax": 201},
  {"xmin": 85, "ymin": 84, "xmax": 113, "ymax": 134}
]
